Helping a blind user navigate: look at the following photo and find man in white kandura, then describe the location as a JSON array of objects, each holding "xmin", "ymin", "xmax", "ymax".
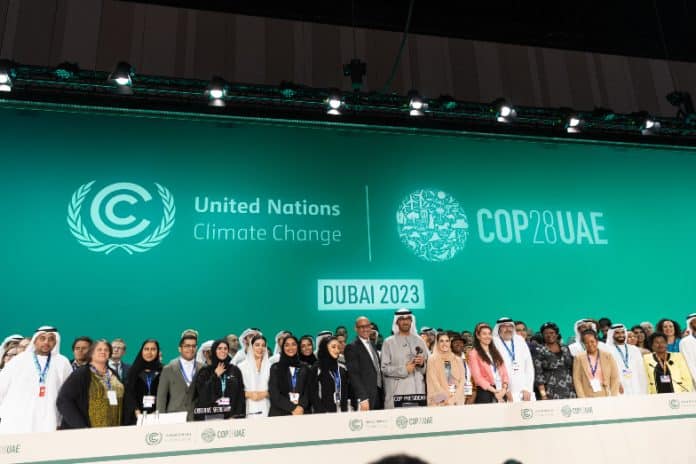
[
  {"xmin": 380, "ymin": 308, "xmax": 428, "ymax": 409},
  {"xmin": 0, "ymin": 326, "xmax": 72, "ymax": 433},
  {"xmin": 493, "ymin": 317, "xmax": 535, "ymax": 401},
  {"xmin": 606, "ymin": 323, "xmax": 647, "ymax": 395},
  {"xmin": 679, "ymin": 313, "xmax": 696, "ymax": 389}
]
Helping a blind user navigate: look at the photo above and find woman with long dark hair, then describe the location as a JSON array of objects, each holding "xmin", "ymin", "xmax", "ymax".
[
  {"xmin": 192, "ymin": 339, "xmax": 245, "ymax": 421},
  {"xmin": 310, "ymin": 336, "xmax": 350, "ymax": 413},
  {"xmin": 656, "ymin": 319, "xmax": 682, "ymax": 353},
  {"xmin": 269, "ymin": 335, "xmax": 313, "ymax": 416},
  {"xmin": 468, "ymin": 323, "xmax": 511, "ymax": 403},
  {"xmin": 122, "ymin": 339, "xmax": 162, "ymax": 425}
]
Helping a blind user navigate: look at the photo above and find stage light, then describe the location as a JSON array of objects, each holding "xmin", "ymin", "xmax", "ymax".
[
  {"xmin": 641, "ymin": 118, "xmax": 661, "ymax": 135},
  {"xmin": 108, "ymin": 62, "xmax": 134, "ymax": 94},
  {"xmin": 206, "ymin": 77, "xmax": 228, "ymax": 106},
  {"xmin": 493, "ymin": 99, "xmax": 517, "ymax": 123},
  {"xmin": 0, "ymin": 60, "xmax": 15, "ymax": 92},
  {"xmin": 325, "ymin": 91, "xmax": 343, "ymax": 115},
  {"xmin": 566, "ymin": 116, "xmax": 583, "ymax": 133},
  {"xmin": 408, "ymin": 91, "xmax": 425, "ymax": 116}
]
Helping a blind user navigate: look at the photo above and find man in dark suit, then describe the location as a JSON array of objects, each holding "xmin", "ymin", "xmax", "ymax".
[
  {"xmin": 109, "ymin": 338, "xmax": 131, "ymax": 384},
  {"xmin": 156, "ymin": 330, "xmax": 201, "ymax": 420},
  {"xmin": 345, "ymin": 316, "xmax": 384, "ymax": 411}
]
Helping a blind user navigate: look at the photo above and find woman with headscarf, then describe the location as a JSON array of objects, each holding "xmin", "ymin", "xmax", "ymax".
[
  {"xmin": 269, "ymin": 335, "xmax": 314, "ymax": 416},
  {"xmin": 238, "ymin": 334, "xmax": 271, "ymax": 418},
  {"xmin": 299, "ymin": 335, "xmax": 317, "ymax": 366},
  {"xmin": 192, "ymin": 339, "xmax": 245, "ymax": 421},
  {"xmin": 311, "ymin": 336, "xmax": 350, "ymax": 413},
  {"xmin": 269, "ymin": 331, "xmax": 291, "ymax": 365},
  {"xmin": 122, "ymin": 339, "xmax": 162, "ymax": 425},
  {"xmin": 426, "ymin": 332, "xmax": 467, "ymax": 406}
]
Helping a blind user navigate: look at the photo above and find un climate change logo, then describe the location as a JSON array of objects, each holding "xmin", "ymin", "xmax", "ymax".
[
  {"xmin": 67, "ymin": 181, "xmax": 175, "ymax": 255},
  {"xmin": 145, "ymin": 432, "xmax": 162, "ymax": 446},
  {"xmin": 396, "ymin": 189, "xmax": 469, "ymax": 262}
]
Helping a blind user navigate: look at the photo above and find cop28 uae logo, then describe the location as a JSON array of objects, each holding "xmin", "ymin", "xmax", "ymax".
[
  {"xmin": 67, "ymin": 181, "xmax": 175, "ymax": 254},
  {"xmin": 396, "ymin": 189, "xmax": 469, "ymax": 262}
]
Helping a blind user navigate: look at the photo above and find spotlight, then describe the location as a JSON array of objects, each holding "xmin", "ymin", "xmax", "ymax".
[
  {"xmin": 326, "ymin": 92, "xmax": 343, "ymax": 115},
  {"xmin": 565, "ymin": 116, "xmax": 583, "ymax": 133},
  {"xmin": 493, "ymin": 99, "xmax": 517, "ymax": 123},
  {"xmin": 408, "ymin": 90, "xmax": 425, "ymax": 116},
  {"xmin": 108, "ymin": 61, "xmax": 134, "ymax": 94},
  {"xmin": 641, "ymin": 118, "xmax": 661, "ymax": 135},
  {"xmin": 206, "ymin": 77, "xmax": 228, "ymax": 106},
  {"xmin": 0, "ymin": 59, "xmax": 15, "ymax": 93}
]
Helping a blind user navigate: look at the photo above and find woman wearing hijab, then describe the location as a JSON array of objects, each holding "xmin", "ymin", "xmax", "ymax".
[
  {"xmin": 468, "ymin": 323, "xmax": 511, "ymax": 403},
  {"xmin": 311, "ymin": 336, "xmax": 350, "ymax": 413},
  {"xmin": 238, "ymin": 335, "xmax": 271, "ymax": 418},
  {"xmin": 122, "ymin": 339, "xmax": 162, "ymax": 425},
  {"xmin": 269, "ymin": 335, "xmax": 313, "ymax": 416},
  {"xmin": 269, "ymin": 331, "xmax": 291, "ymax": 365},
  {"xmin": 299, "ymin": 335, "xmax": 317, "ymax": 366},
  {"xmin": 192, "ymin": 339, "xmax": 245, "ymax": 421},
  {"xmin": 426, "ymin": 332, "xmax": 468, "ymax": 406}
]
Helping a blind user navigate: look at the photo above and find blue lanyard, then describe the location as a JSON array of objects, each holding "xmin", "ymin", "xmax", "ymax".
[
  {"xmin": 91, "ymin": 365, "xmax": 112, "ymax": 390},
  {"xmin": 501, "ymin": 339, "xmax": 516, "ymax": 362},
  {"xmin": 290, "ymin": 367, "xmax": 298, "ymax": 391},
  {"xmin": 330, "ymin": 369, "xmax": 341, "ymax": 395},
  {"xmin": 179, "ymin": 359, "xmax": 196, "ymax": 385},
  {"xmin": 220, "ymin": 372, "xmax": 227, "ymax": 394},
  {"xmin": 615, "ymin": 345, "xmax": 629, "ymax": 369},
  {"xmin": 587, "ymin": 353, "xmax": 599, "ymax": 378},
  {"xmin": 145, "ymin": 372, "xmax": 154, "ymax": 395},
  {"xmin": 33, "ymin": 353, "xmax": 51, "ymax": 384}
]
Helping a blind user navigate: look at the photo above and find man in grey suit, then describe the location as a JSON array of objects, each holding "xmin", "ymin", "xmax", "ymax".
[{"xmin": 156, "ymin": 330, "xmax": 201, "ymax": 420}]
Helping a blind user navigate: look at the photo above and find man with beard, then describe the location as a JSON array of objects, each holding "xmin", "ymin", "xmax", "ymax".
[
  {"xmin": 493, "ymin": 317, "xmax": 535, "ymax": 401},
  {"xmin": 380, "ymin": 309, "xmax": 428, "ymax": 409},
  {"xmin": 0, "ymin": 326, "xmax": 72, "ymax": 433},
  {"xmin": 606, "ymin": 323, "xmax": 647, "ymax": 395}
]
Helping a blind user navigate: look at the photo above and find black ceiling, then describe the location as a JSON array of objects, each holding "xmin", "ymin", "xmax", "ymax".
[{"xmin": 119, "ymin": 0, "xmax": 696, "ymax": 62}]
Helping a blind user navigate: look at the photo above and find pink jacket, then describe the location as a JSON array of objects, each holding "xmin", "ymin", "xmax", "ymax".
[{"xmin": 468, "ymin": 348, "xmax": 510, "ymax": 391}]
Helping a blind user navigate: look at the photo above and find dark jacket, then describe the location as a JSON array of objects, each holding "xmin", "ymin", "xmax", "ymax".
[
  {"xmin": 344, "ymin": 338, "xmax": 383, "ymax": 409},
  {"xmin": 268, "ymin": 362, "xmax": 313, "ymax": 416},
  {"xmin": 122, "ymin": 369, "xmax": 161, "ymax": 425},
  {"xmin": 192, "ymin": 364, "xmax": 245, "ymax": 420},
  {"xmin": 310, "ymin": 363, "xmax": 351, "ymax": 413},
  {"xmin": 56, "ymin": 365, "xmax": 119, "ymax": 429}
]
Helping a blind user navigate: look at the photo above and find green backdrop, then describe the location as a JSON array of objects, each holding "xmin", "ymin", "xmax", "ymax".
[{"xmin": 1, "ymin": 102, "xmax": 694, "ymax": 359}]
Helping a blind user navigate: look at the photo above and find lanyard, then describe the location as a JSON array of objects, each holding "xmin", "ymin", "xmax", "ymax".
[
  {"xmin": 290, "ymin": 367, "xmax": 298, "ymax": 391},
  {"xmin": 615, "ymin": 344, "xmax": 629, "ymax": 369},
  {"xmin": 144, "ymin": 372, "xmax": 154, "ymax": 395},
  {"xmin": 656, "ymin": 354, "xmax": 669, "ymax": 374},
  {"xmin": 463, "ymin": 360, "xmax": 470, "ymax": 382},
  {"xmin": 587, "ymin": 353, "xmax": 599, "ymax": 378},
  {"xmin": 33, "ymin": 353, "xmax": 51, "ymax": 384},
  {"xmin": 220, "ymin": 371, "xmax": 227, "ymax": 394},
  {"xmin": 329, "ymin": 369, "xmax": 341, "ymax": 396},
  {"xmin": 90, "ymin": 365, "xmax": 112, "ymax": 390},
  {"xmin": 179, "ymin": 359, "xmax": 196, "ymax": 385},
  {"xmin": 501, "ymin": 339, "xmax": 516, "ymax": 362}
]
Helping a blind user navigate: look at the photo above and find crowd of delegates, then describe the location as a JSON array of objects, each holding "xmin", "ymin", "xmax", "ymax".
[{"xmin": 1, "ymin": 311, "xmax": 696, "ymax": 434}]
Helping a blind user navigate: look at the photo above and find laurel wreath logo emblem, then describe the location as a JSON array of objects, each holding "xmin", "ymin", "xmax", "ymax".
[{"xmin": 67, "ymin": 181, "xmax": 176, "ymax": 255}]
